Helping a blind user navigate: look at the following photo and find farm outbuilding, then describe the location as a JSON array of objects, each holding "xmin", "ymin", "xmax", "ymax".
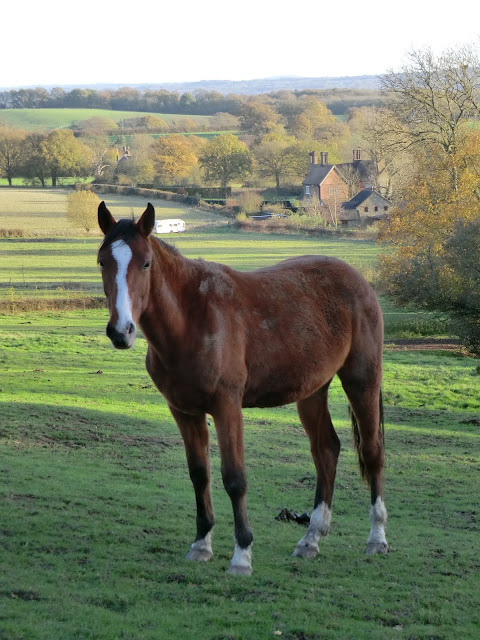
[{"xmin": 340, "ymin": 188, "xmax": 391, "ymax": 226}]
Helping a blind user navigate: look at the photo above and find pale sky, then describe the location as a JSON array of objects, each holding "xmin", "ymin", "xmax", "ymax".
[{"xmin": 2, "ymin": 0, "xmax": 479, "ymax": 88}]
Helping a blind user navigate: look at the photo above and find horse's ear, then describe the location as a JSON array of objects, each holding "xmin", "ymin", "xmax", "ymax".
[
  {"xmin": 137, "ymin": 203, "xmax": 155, "ymax": 237},
  {"xmin": 98, "ymin": 201, "xmax": 116, "ymax": 235}
]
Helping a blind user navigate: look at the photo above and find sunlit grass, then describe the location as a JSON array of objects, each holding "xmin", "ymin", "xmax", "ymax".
[
  {"xmin": 0, "ymin": 108, "xmax": 212, "ymax": 131},
  {"xmin": 1, "ymin": 310, "xmax": 479, "ymax": 639}
]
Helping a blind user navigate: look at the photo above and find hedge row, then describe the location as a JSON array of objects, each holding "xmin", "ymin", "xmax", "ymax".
[{"xmin": 74, "ymin": 183, "xmax": 200, "ymax": 206}]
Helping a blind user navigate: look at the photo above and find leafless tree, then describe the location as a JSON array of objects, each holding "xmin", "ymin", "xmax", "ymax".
[{"xmin": 380, "ymin": 44, "xmax": 480, "ymax": 191}]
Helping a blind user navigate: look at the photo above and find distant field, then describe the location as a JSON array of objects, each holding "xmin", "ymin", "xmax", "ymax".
[
  {"xmin": 0, "ymin": 108, "xmax": 212, "ymax": 131},
  {"xmin": 0, "ymin": 188, "xmax": 224, "ymax": 236},
  {"xmin": 0, "ymin": 187, "xmax": 451, "ymax": 338}
]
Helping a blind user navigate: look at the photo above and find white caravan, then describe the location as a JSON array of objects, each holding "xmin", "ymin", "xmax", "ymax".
[{"xmin": 154, "ymin": 219, "xmax": 186, "ymax": 234}]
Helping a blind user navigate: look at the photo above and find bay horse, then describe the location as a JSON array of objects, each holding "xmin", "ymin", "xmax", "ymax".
[{"xmin": 97, "ymin": 202, "xmax": 388, "ymax": 575}]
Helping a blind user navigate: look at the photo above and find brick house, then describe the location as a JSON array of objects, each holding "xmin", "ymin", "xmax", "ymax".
[
  {"xmin": 302, "ymin": 150, "xmax": 391, "ymax": 226},
  {"xmin": 302, "ymin": 151, "xmax": 350, "ymax": 218}
]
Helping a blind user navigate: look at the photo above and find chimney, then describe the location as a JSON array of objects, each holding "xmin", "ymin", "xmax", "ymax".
[
  {"xmin": 353, "ymin": 149, "xmax": 361, "ymax": 161},
  {"xmin": 324, "ymin": 152, "xmax": 328, "ymax": 165},
  {"xmin": 309, "ymin": 151, "xmax": 317, "ymax": 165}
]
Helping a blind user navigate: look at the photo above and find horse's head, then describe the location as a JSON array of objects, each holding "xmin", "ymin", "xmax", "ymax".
[{"xmin": 97, "ymin": 202, "xmax": 155, "ymax": 349}]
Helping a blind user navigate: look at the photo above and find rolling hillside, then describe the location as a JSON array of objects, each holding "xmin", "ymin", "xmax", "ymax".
[{"xmin": 0, "ymin": 109, "xmax": 212, "ymax": 131}]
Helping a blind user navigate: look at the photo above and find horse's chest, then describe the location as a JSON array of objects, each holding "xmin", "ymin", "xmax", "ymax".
[{"xmin": 146, "ymin": 349, "xmax": 221, "ymax": 413}]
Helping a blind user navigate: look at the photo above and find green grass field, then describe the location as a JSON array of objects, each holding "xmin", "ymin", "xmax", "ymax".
[
  {"xmin": 0, "ymin": 310, "xmax": 479, "ymax": 639},
  {"xmin": 0, "ymin": 189, "xmax": 449, "ymax": 337},
  {"xmin": 1, "ymin": 188, "xmax": 479, "ymax": 638},
  {"xmin": 0, "ymin": 108, "xmax": 212, "ymax": 131}
]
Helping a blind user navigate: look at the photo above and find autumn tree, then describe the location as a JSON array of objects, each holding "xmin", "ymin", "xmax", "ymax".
[
  {"xmin": 288, "ymin": 99, "xmax": 348, "ymax": 144},
  {"xmin": 0, "ymin": 127, "xmax": 27, "ymax": 185},
  {"xmin": 238, "ymin": 102, "xmax": 280, "ymax": 139},
  {"xmin": 252, "ymin": 133, "xmax": 305, "ymax": 189},
  {"xmin": 199, "ymin": 134, "xmax": 252, "ymax": 187},
  {"xmin": 210, "ymin": 112, "xmax": 240, "ymax": 131},
  {"xmin": 379, "ymin": 131, "xmax": 480, "ymax": 352},
  {"xmin": 23, "ymin": 132, "xmax": 49, "ymax": 186},
  {"xmin": 150, "ymin": 134, "xmax": 198, "ymax": 183},
  {"xmin": 66, "ymin": 190, "xmax": 101, "ymax": 232},
  {"xmin": 72, "ymin": 116, "xmax": 118, "ymax": 136},
  {"xmin": 42, "ymin": 130, "xmax": 89, "ymax": 186},
  {"xmin": 441, "ymin": 217, "xmax": 480, "ymax": 353}
]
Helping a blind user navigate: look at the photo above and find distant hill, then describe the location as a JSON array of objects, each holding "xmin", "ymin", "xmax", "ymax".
[{"xmin": 2, "ymin": 75, "xmax": 381, "ymax": 94}]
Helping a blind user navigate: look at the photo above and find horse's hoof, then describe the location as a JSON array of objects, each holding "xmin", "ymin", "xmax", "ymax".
[
  {"xmin": 292, "ymin": 542, "xmax": 319, "ymax": 558},
  {"xmin": 227, "ymin": 563, "xmax": 252, "ymax": 576},
  {"xmin": 365, "ymin": 541, "xmax": 388, "ymax": 555},
  {"xmin": 186, "ymin": 548, "xmax": 213, "ymax": 562}
]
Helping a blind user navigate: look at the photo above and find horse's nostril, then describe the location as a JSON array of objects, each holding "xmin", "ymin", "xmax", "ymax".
[{"xmin": 127, "ymin": 322, "xmax": 136, "ymax": 335}]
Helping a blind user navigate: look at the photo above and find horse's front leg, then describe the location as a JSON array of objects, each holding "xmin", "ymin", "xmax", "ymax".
[
  {"xmin": 169, "ymin": 406, "xmax": 215, "ymax": 562},
  {"xmin": 212, "ymin": 395, "xmax": 253, "ymax": 576}
]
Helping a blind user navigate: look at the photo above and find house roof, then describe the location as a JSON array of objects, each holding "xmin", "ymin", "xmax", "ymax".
[
  {"xmin": 342, "ymin": 188, "xmax": 391, "ymax": 210},
  {"xmin": 302, "ymin": 164, "xmax": 335, "ymax": 186}
]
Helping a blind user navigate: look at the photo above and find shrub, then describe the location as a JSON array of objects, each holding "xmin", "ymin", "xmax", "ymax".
[
  {"xmin": 0, "ymin": 228, "xmax": 27, "ymax": 238},
  {"xmin": 66, "ymin": 190, "xmax": 101, "ymax": 232},
  {"xmin": 237, "ymin": 191, "xmax": 264, "ymax": 215}
]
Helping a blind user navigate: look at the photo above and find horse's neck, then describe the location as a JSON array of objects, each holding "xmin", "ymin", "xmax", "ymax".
[{"xmin": 141, "ymin": 239, "xmax": 195, "ymax": 348}]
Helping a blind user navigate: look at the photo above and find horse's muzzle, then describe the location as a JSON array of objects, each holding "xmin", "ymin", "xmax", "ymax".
[{"xmin": 106, "ymin": 321, "xmax": 137, "ymax": 349}]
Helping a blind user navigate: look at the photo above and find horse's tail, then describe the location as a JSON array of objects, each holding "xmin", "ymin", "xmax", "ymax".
[{"xmin": 350, "ymin": 389, "xmax": 385, "ymax": 480}]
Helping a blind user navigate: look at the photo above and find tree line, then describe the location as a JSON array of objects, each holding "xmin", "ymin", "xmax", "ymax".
[
  {"xmin": 0, "ymin": 86, "xmax": 384, "ymax": 117},
  {"xmin": 0, "ymin": 92, "xmax": 363, "ymax": 189}
]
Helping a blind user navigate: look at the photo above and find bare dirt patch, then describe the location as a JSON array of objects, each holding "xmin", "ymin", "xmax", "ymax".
[{"xmin": 385, "ymin": 338, "xmax": 461, "ymax": 352}]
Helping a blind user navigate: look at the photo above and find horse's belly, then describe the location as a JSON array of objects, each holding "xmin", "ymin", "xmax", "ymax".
[{"xmin": 242, "ymin": 366, "xmax": 333, "ymax": 408}]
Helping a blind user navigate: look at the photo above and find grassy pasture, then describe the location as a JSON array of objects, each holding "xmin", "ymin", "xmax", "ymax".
[
  {"xmin": 0, "ymin": 310, "xmax": 479, "ymax": 639},
  {"xmin": 0, "ymin": 189, "xmax": 449, "ymax": 338},
  {"xmin": 0, "ymin": 108, "xmax": 212, "ymax": 131},
  {"xmin": 0, "ymin": 188, "xmax": 226, "ymax": 236},
  {"xmin": 1, "ymin": 189, "xmax": 479, "ymax": 637}
]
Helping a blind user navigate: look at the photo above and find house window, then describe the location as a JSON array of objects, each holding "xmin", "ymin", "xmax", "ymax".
[
  {"xmin": 364, "ymin": 206, "xmax": 369, "ymax": 213},
  {"xmin": 374, "ymin": 206, "xmax": 378, "ymax": 212},
  {"xmin": 329, "ymin": 186, "xmax": 340, "ymax": 195},
  {"xmin": 305, "ymin": 185, "xmax": 310, "ymax": 195},
  {"xmin": 384, "ymin": 205, "xmax": 388, "ymax": 211}
]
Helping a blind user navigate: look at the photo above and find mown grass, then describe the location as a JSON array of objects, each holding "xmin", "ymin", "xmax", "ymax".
[
  {"xmin": 0, "ymin": 189, "xmax": 380, "ymax": 310},
  {"xmin": 0, "ymin": 188, "xmax": 226, "ymax": 237},
  {"xmin": 0, "ymin": 231, "xmax": 447, "ymax": 337},
  {"xmin": 0, "ymin": 109, "xmax": 212, "ymax": 131},
  {"xmin": 0, "ymin": 310, "xmax": 479, "ymax": 639}
]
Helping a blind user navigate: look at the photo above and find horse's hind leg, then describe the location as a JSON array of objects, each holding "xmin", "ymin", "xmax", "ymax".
[
  {"xmin": 169, "ymin": 406, "xmax": 215, "ymax": 562},
  {"xmin": 293, "ymin": 382, "xmax": 341, "ymax": 558},
  {"xmin": 339, "ymin": 370, "xmax": 388, "ymax": 555}
]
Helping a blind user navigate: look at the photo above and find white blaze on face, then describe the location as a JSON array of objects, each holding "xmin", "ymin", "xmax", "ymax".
[{"xmin": 111, "ymin": 239, "xmax": 133, "ymax": 331}]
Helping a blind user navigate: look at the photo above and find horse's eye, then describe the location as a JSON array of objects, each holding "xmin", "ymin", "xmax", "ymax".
[
  {"xmin": 98, "ymin": 261, "xmax": 104, "ymax": 268},
  {"xmin": 143, "ymin": 261, "xmax": 151, "ymax": 270}
]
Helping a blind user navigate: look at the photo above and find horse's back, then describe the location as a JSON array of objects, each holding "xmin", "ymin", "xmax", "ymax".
[{"xmin": 223, "ymin": 255, "xmax": 383, "ymax": 407}]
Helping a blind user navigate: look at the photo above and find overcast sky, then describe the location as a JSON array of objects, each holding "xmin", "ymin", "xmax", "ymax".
[{"xmin": 2, "ymin": 0, "xmax": 479, "ymax": 88}]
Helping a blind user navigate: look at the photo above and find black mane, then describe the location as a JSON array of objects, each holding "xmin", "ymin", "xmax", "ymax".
[{"xmin": 100, "ymin": 218, "xmax": 139, "ymax": 250}]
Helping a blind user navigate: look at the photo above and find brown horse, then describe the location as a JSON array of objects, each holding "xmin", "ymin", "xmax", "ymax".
[{"xmin": 97, "ymin": 202, "xmax": 388, "ymax": 575}]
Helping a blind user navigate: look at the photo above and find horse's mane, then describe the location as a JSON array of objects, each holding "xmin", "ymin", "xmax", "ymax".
[
  {"xmin": 151, "ymin": 235, "xmax": 181, "ymax": 257},
  {"xmin": 99, "ymin": 219, "xmax": 138, "ymax": 251}
]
